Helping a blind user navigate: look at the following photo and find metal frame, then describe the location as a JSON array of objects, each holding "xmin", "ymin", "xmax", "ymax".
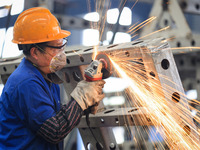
[
  {"xmin": 0, "ymin": 38, "xmax": 199, "ymax": 149},
  {"xmin": 140, "ymin": 0, "xmax": 200, "ymax": 104},
  {"xmin": 65, "ymin": 38, "xmax": 198, "ymax": 149}
]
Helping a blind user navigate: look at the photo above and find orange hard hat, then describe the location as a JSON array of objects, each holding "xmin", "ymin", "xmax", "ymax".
[{"xmin": 12, "ymin": 7, "xmax": 71, "ymax": 44}]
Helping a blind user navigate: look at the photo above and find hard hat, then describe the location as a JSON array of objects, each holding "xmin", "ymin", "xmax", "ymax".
[{"xmin": 12, "ymin": 7, "xmax": 71, "ymax": 44}]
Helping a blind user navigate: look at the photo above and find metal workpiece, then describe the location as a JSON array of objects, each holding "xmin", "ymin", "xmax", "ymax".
[
  {"xmin": 55, "ymin": 38, "xmax": 165, "ymax": 97},
  {"xmin": 61, "ymin": 38, "xmax": 198, "ymax": 149},
  {"xmin": 55, "ymin": 40, "xmax": 145, "ymax": 99},
  {"xmin": 63, "ymin": 39, "xmax": 144, "ymax": 67},
  {"xmin": 78, "ymin": 107, "xmax": 154, "ymax": 128},
  {"xmin": 145, "ymin": 39, "xmax": 199, "ymax": 148},
  {"xmin": 79, "ymin": 127, "xmax": 119, "ymax": 150},
  {"xmin": 0, "ymin": 38, "xmax": 199, "ymax": 149}
]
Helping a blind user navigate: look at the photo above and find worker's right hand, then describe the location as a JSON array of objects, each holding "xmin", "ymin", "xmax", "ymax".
[{"xmin": 70, "ymin": 80, "xmax": 105, "ymax": 111}]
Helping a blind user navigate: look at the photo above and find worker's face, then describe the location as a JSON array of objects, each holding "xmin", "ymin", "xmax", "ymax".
[{"xmin": 35, "ymin": 38, "xmax": 67, "ymax": 74}]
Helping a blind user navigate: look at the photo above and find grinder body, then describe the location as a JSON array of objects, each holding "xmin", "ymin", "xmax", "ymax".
[
  {"xmin": 84, "ymin": 60, "xmax": 103, "ymax": 81},
  {"xmin": 84, "ymin": 53, "xmax": 112, "ymax": 81}
]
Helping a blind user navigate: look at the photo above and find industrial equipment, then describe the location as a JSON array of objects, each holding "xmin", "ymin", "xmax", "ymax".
[{"xmin": 84, "ymin": 53, "xmax": 112, "ymax": 82}]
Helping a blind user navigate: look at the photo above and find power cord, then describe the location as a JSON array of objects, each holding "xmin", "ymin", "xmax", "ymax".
[{"xmin": 84, "ymin": 108, "xmax": 104, "ymax": 150}]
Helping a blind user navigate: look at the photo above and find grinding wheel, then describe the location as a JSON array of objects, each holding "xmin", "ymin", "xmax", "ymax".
[{"xmin": 95, "ymin": 53, "xmax": 112, "ymax": 79}]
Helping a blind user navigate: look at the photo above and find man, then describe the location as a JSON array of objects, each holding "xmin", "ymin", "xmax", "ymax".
[{"xmin": 0, "ymin": 7, "xmax": 105, "ymax": 149}]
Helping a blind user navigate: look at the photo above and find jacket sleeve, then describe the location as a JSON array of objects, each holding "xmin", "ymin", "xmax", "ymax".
[
  {"xmin": 11, "ymin": 78, "xmax": 59, "ymax": 131},
  {"xmin": 11, "ymin": 79, "xmax": 83, "ymax": 136},
  {"xmin": 36, "ymin": 98, "xmax": 83, "ymax": 144}
]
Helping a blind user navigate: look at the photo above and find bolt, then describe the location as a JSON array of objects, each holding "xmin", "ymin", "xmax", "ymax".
[{"xmin": 109, "ymin": 143, "xmax": 116, "ymax": 150}]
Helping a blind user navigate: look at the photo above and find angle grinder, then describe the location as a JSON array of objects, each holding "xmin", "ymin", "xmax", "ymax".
[
  {"xmin": 84, "ymin": 53, "xmax": 112, "ymax": 114},
  {"xmin": 84, "ymin": 53, "xmax": 112, "ymax": 150},
  {"xmin": 84, "ymin": 53, "xmax": 112, "ymax": 81}
]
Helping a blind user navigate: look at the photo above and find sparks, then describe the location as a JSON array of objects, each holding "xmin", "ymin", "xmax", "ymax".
[
  {"xmin": 108, "ymin": 51, "xmax": 200, "ymax": 149},
  {"xmin": 131, "ymin": 0, "xmax": 138, "ymax": 10},
  {"xmin": 92, "ymin": 45, "xmax": 99, "ymax": 60},
  {"xmin": 171, "ymin": 47, "xmax": 200, "ymax": 50},
  {"xmin": 84, "ymin": 1, "xmax": 200, "ymax": 148},
  {"xmin": 136, "ymin": 26, "xmax": 170, "ymax": 40},
  {"xmin": 128, "ymin": 16, "xmax": 157, "ymax": 35}
]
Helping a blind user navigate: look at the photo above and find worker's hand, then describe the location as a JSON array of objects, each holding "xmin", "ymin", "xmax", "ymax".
[
  {"xmin": 71, "ymin": 80, "xmax": 105, "ymax": 111},
  {"xmin": 90, "ymin": 102, "xmax": 100, "ymax": 114}
]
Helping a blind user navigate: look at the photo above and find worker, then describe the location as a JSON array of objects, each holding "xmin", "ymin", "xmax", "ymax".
[{"xmin": 0, "ymin": 7, "xmax": 105, "ymax": 150}]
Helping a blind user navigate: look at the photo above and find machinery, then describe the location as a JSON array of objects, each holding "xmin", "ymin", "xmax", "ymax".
[{"xmin": 84, "ymin": 53, "xmax": 112, "ymax": 82}]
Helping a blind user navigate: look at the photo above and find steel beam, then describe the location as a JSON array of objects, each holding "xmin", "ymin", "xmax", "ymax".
[{"xmin": 78, "ymin": 107, "xmax": 155, "ymax": 128}]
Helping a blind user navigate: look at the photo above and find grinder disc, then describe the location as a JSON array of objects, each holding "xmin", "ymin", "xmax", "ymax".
[{"xmin": 95, "ymin": 53, "xmax": 112, "ymax": 79}]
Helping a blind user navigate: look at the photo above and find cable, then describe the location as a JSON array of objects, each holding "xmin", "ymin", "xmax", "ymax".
[{"xmin": 85, "ymin": 108, "xmax": 104, "ymax": 150}]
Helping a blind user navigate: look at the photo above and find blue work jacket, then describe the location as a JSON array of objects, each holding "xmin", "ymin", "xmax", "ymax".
[{"xmin": 0, "ymin": 58, "xmax": 61, "ymax": 150}]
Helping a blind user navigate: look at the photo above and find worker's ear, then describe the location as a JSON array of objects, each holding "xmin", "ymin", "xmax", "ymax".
[{"xmin": 30, "ymin": 47, "xmax": 39, "ymax": 60}]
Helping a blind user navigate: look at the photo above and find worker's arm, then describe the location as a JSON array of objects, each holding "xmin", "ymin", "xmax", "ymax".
[
  {"xmin": 36, "ymin": 80, "xmax": 105, "ymax": 144},
  {"xmin": 11, "ymin": 79, "xmax": 83, "ymax": 144},
  {"xmin": 12, "ymin": 79, "xmax": 105, "ymax": 144},
  {"xmin": 36, "ymin": 98, "xmax": 83, "ymax": 144}
]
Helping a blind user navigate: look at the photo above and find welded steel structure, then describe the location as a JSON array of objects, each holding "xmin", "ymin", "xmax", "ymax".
[{"xmin": 0, "ymin": 38, "xmax": 199, "ymax": 149}]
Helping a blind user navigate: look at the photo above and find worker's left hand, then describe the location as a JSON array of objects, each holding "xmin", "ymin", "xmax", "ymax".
[{"xmin": 70, "ymin": 80, "xmax": 105, "ymax": 111}]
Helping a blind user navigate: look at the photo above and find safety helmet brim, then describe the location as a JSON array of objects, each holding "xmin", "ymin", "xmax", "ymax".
[{"xmin": 12, "ymin": 30, "xmax": 71, "ymax": 44}]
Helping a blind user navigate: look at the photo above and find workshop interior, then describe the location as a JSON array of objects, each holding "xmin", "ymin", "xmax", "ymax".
[{"xmin": 1, "ymin": 0, "xmax": 200, "ymax": 149}]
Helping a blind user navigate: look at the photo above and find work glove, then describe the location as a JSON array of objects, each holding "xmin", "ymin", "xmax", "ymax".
[
  {"xmin": 71, "ymin": 80, "xmax": 105, "ymax": 112},
  {"xmin": 90, "ymin": 102, "xmax": 100, "ymax": 114}
]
